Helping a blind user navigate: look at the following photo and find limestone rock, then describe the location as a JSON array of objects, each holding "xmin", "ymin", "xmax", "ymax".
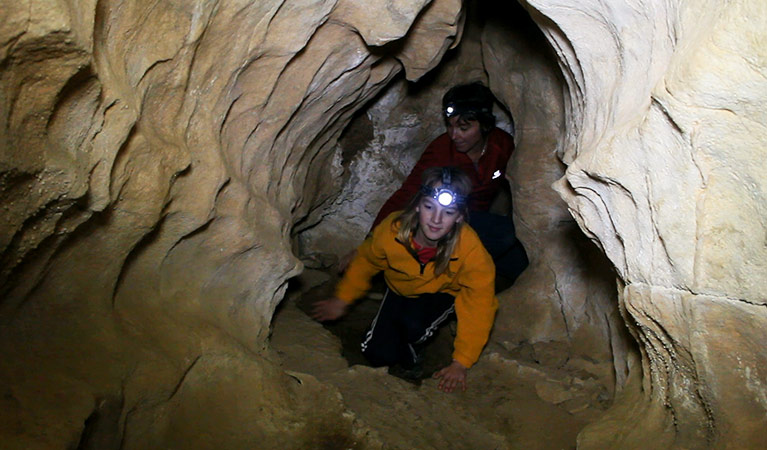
[
  {"xmin": 0, "ymin": 0, "xmax": 461, "ymax": 447},
  {"xmin": 121, "ymin": 352, "xmax": 364, "ymax": 449},
  {"xmin": 333, "ymin": 0, "xmax": 433, "ymax": 46},
  {"xmin": 528, "ymin": 0, "xmax": 767, "ymax": 446},
  {"xmin": 1, "ymin": 0, "xmax": 765, "ymax": 447},
  {"xmin": 392, "ymin": 0, "xmax": 465, "ymax": 80}
]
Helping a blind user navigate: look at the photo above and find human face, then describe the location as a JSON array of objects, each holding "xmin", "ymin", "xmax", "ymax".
[
  {"xmin": 446, "ymin": 116, "xmax": 484, "ymax": 155},
  {"xmin": 414, "ymin": 191, "xmax": 463, "ymax": 247}
]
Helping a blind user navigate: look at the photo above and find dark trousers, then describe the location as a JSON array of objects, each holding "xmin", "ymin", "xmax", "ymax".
[
  {"xmin": 361, "ymin": 288, "xmax": 455, "ymax": 368},
  {"xmin": 468, "ymin": 211, "xmax": 529, "ymax": 283}
]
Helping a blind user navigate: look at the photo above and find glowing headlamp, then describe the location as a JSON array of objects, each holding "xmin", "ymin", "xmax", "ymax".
[
  {"xmin": 420, "ymin": 185, "xmax": 464, "ymax": 207},
  {"xmin": 443, "ymin": 101, "xmax": 491, "ymax": 118},
  {"xmin": 437, "ymin": 189, "xmax": 458, "ymax": 206},
  {"xmin": 419, "ymin": 168, "xmax": 466, "ymax": 207}
]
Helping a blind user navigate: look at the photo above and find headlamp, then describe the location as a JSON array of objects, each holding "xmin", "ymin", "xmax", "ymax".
[
  {"xmin": 419, "ymin": 185, "xmax": 464, "ymax": 207},
  {"xmin": 443, "ymin": 101, "xmax": 491, "ymax": 118},
  {"xmin": 419, "ymin": 168, "xmax": 465, "ymax": 207},
  {"xmin": 436, "ymin": 189, "xmax": 458, "ymax": 206}
]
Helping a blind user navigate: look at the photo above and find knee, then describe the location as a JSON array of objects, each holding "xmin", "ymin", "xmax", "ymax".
[{"xmin": 399, "ymin": 315, "xmax": 431, "ymax": 343}]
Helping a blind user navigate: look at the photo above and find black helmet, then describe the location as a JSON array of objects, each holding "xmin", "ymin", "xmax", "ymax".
[{"xmin": 442, "ymin": 82, "xmax": 497, "ymax": 134}]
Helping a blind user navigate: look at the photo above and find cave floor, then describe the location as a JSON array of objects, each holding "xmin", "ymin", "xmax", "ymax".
[{"xmin": 270, "ymin": 269, "xmax": 609, "ymax": 449}]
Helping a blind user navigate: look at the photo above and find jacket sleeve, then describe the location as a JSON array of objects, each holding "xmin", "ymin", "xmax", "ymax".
[
  {"xmin": 451, "ymin": 240, "xmax": 498, "ymax": 368},
  {"xmin": 371, "ymin": 138, "xmax": 444, "ymax": 230},
  {"xmin": 335, "ymin": 215, "xmax": 394, "ymax": 303}
]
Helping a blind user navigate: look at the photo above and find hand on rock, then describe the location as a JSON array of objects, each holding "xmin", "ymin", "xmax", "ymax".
[
  {"xmin": 433, "ymin": 360, "xmax": 467, "ymax": 393},
  {"xmin": 311, "ymin": 296, "xmax": 348, "ymax": 322}
]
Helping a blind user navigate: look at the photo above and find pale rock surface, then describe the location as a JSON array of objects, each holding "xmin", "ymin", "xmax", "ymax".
[
  {"xmin": 480, "ymin": 2, "xmax": 634, "ymax": 395},
  {"xmin": 121, "ymin": 352, "xmax": 361, "ymax": 450},
  {"xmin": 525, "ymin": 0, "xmax": 767, "ymax": 446},
  {"xmin": 333, "ymin": 0, "xmax": 430, "ymax": 46},
  {"xmin": 1, "ymin": 0, "xmax": 765, "ymax": 447}
]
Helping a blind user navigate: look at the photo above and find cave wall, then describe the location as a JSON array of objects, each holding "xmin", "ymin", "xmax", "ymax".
[
  {"xmin": 480, "ymin": 2, "xmax": 635, "ymax": 393},
  {"xmin": 1, "ymin": 0, "xmax": 765, "ymax": 448},
  {"xmin": 524, "ymin": 0, "xmax": 767, "ymax": 447},
  {"xmin": 0, "ymin": 0, "xmax": 464, "ymax": 447}
]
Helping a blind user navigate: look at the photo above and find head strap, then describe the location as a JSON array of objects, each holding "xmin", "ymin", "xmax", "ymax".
[{"xmin": 444, "ymin": 101, "xmax": 492, "ymax": 119}]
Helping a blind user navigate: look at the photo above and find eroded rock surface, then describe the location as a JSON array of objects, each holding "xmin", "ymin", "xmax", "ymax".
[
  {"xmin": 530, "ymin": 0, "xmax": 767, "ymax": 447},
  {"xmin": 0, "ymin": 0, "xmax": 460, "ymax": 447},
  {"xmin": 1, "ymin": 0, "xmax": 765, "ymax": 448}
]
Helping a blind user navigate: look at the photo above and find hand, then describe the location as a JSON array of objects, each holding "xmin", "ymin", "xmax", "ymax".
[
  {"xmin": 338, "ymin": 249, "xmax": 358, "ymax": 273},
  {"xmin": 433, "ymin": 360, "xmax": 468, "ymax": 393},
  {"xmin": 311, "ymin": 296, "xmax": 349, "ymax": 322}
]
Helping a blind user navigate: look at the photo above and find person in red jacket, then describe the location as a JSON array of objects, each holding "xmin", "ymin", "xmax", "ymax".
[
  {"xmin": 313, "ymin": 167, "xmax": 497, "ymax": 393},
  {"xmin": 372, "ymin": 82, "xmax": 512, "ymax": 227},
  {"xmin": 354, "ymin": 82, "xmax": 528, "ymax": 284}
]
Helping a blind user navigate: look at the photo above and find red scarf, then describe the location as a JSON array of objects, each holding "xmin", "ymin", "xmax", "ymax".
[{"xmin": 411, "ymin": 239, "xmax": 437, "ymax": 264}]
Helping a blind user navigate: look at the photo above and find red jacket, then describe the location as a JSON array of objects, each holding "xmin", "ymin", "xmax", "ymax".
[{"xmin": 372, "ymin": 127, "xmax": 514, "ymax": 229}]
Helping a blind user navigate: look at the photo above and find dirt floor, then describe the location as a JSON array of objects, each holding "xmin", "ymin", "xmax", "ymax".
[{"xmin": 270, "ymin": 269, "xmax": 610, "ymax": 449}]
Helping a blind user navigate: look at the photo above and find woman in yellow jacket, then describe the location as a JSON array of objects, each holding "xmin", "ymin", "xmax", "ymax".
[{"xmin": 312, "ymin": 167, "xmax": 497, "ymax": 393}]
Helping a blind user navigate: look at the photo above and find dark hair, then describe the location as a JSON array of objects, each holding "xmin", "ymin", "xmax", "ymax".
[
  {"xmin": 442, "ymin": 82, "xmax": 497, "ymax": 136},
  {"xmin": 394, "ymin": 167, "xmax": 472, "ymax": 276}
]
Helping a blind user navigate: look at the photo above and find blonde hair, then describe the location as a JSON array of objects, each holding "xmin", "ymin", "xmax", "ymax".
[{"xmin": 394, "ymin": 167, "xmax": 472, "ymax": 276}]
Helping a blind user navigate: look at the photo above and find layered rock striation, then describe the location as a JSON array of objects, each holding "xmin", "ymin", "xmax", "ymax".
[
  {"xmin": 530, "ymin": 0, "xmax": 767, "ymax": 447},
  {"xmin": 1, "ymin": 0, "xmax": 764, "ymax": 448},
  {"xmin": 1, "ymin": 0, "xmax": 463, "ymax": 446}
]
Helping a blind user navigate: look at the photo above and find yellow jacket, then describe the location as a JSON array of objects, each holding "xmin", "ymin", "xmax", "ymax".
[{"xmin": 335, "ymin": 212, "xmax": 498, "ymax": 368}]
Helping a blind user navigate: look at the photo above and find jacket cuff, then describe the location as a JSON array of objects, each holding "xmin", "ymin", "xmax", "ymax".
[
  {"xmin": 452, "ymin": 352, "xmax": 475, "ymax": 369},
  {"xmin": 334, "ymin": 287, "xmax": 357, "ymax": 305}
]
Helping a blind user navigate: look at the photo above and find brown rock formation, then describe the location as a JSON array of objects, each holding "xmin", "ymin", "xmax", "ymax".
[
  {"xmin": 1, "ymin": 0, "xmax": 764, "ymax": 448},
  {"xmin": 1, "ymin": 0, "xmax": 458, "ymax": 446}
]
